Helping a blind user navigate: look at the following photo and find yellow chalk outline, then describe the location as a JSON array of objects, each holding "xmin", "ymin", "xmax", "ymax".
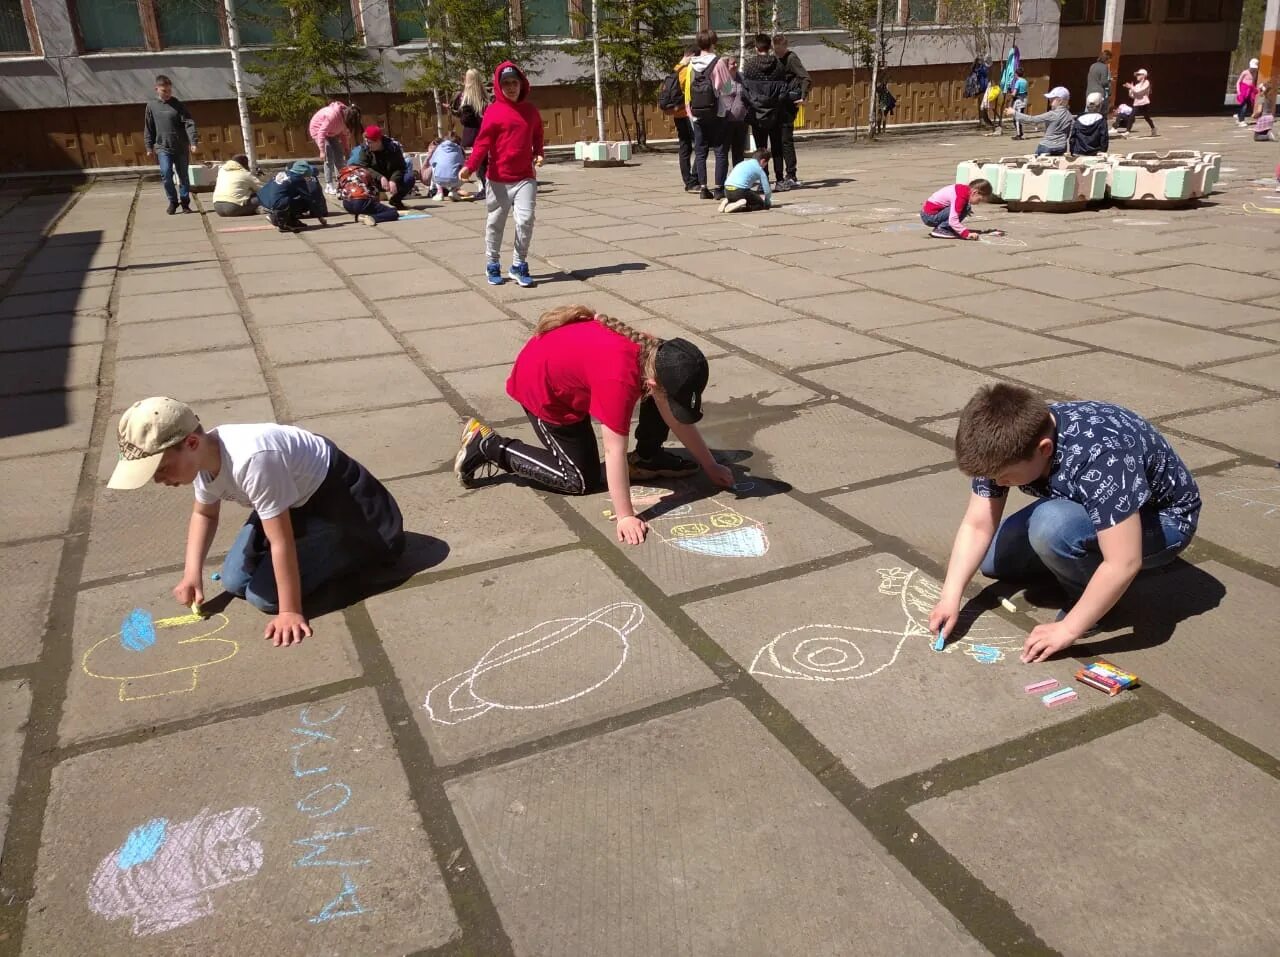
[
  {"xmin": 1242, "ymin": 202, "xmax": 1280, "ymax": 215},
  {"xmin": 82, "ymin": 613, "xmax": 238, "ymax": 701}
]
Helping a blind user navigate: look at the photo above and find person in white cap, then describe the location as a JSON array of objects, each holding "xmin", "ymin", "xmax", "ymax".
[
  {"xmin": 1237, "ymin": 59, "xmax": 1260, "ymax": 127},
  {"xmin": 1123, "ymin": 68, "xmax": 1156, "ymax": 137},
  {"xmin": 107, "ymin": 398, "xmax": 405, "ymax": 647},
  {"xmin": 1006, "ymin": 86, "xmax": 1074, "ymax": 156}
]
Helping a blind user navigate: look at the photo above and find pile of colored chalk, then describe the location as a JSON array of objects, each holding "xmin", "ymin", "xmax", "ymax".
[
  {"xmin": 1075, "ymin": 660, "xmax": 1139, "ymax": 696},
  {"xmin": 1025, "ymin": 677, "xmax": 1076, "ymax": 707}
]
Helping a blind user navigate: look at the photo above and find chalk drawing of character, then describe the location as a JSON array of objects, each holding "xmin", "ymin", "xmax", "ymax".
[
  {"xmin": 425, "ymin": 602, "xmax": 643, "ymax": 725},
  {"xmin": 625, "ymin": 485, "xmax": 768, "ymax": 558},
  {"xmin": 87, "ymin": 806, "xmax": 264, "ymax": 937},
  {"xmin": 82, "ymin": 609, "xmax": 238, "ymax": 701},
  {"xmin": 750, "ymin": 566, "xmax": 1024, "ymax": 682}
]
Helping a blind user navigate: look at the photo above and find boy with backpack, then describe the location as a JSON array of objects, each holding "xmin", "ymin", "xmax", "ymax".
[
  {"xmin": 337, "ymin": 164, "xmax": 400, "ymax": 225},
  {"xmin": 660, "ymin": 48, "xmax": 700, "ymax": 192},
  {"xmin": 684, "ymin": 30, "xmax": 735, "ymax": 201}
]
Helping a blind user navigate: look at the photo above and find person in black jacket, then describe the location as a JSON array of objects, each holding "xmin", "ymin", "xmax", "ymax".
[
  {"xmin": 741, "ymin": 35, "xmax": 797, "ymax": 189},
  {"xmin": 772, "ymin": 34, "xmax": 809, "ymax": 188},
  {"xmin": 143, "ymin": 74, "xmax": 200, "ymax": 215},
  {"xmin": 258, "ymin": 161, "xmax": 329, "ymax": 233},
  {"xmin": 1070, "ymin": 92, "xmax": 1110, "ymax": 156},
  {"xmin": 348, "ymin": 125, "xmax": 414, "ymax": 208}
]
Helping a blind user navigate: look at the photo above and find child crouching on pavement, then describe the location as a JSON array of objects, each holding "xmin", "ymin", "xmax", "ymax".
[
  {"xmin": 108, "ymin": 397, "xmax": 405, "ymax": 646},
  {"xmin": 338, "ymin": 163, "xmax": 400, "ymax": 225},
  {"xmin": 429, "ymin": 132, "xmax": 468, "ymax": 200},
  {"xmin": 927, "ymin": 384, "xmax": 1199, "ymax": 663},
  {"xmin": 921, "ymin": 178, "xmax": 993, "ymax": 240},
  {"xmin": 720, "ymin": 149, "xmax": 773, "ymax": 213}
]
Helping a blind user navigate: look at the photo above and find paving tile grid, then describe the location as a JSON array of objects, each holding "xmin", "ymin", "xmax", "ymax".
[{"xmin": 0, "ymin": 116, "xmax": 1277, "ymax": 956}]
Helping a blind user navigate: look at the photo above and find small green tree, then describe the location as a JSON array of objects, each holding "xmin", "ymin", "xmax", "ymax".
[
  {"xmin": 247, "ymin": 0, "xmax": 385, "ymax": 125},
  {"xmin": 399, "ymin": 0, "xmax": 545, "ymax": 123},
  {"xmin": 568, "ymin": 0, "xmax": 696, "ymax": 147},
  {"xmin": 819, "ymin": 0, "xmax": 878, "ymax": 136}
]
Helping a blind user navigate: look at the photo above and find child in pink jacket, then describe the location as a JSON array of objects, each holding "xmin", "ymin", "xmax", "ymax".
[{"xmin": 309, "ymin": 101, "xmax": 358, "ymax": 194}]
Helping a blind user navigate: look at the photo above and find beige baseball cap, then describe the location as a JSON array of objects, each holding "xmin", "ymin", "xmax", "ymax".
[{"xmin": 107, "ymin": 397, "xmax": 200, "ymax": 490}]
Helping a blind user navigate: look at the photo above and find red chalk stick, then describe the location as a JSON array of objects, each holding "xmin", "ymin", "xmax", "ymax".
[{"xmin": 1025, "ymin": 678, "xmax": 1059, "ymax": 694}]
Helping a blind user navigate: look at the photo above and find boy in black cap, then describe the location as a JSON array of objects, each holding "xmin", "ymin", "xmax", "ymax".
[{"xmin": 454, "ymin": 305, "xmax": 733, "ymax": 546}]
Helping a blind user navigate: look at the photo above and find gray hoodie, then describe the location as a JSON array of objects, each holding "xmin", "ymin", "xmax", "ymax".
[{"xmin": 1014, "ymin": 104, "xmax": 1074, "ymax": 151}]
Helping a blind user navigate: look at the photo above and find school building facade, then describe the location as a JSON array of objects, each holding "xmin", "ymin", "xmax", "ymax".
[{"xmin": 0, "ymin": 0, "xmax": 1252, "ymax": 174}]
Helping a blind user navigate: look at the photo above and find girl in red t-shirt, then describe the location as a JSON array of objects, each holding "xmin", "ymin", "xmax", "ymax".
[{"xmin": 454, "ymin": 305, "xmax": 734, "ymax": 545}]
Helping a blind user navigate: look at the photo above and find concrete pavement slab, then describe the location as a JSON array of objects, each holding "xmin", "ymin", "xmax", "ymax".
[
  {"xmin": 8, "ymin": 267, "xmax": 115, "ymax": 295},
  {"xmin": 447, "ymin": 698, "xmax": 985, "ymax": 955},
  {"xmin": 1099, "ymin": 289, "xmax": 1276, "ymax": 329},
  {"xmin": 645, "ymin": 290, "xmax": 802, "ymax": 330},
  {"xmin": 328, "ymin": 252, "xmax": 431, "ymax": 275},
  {"xmin": 715, "ymin": 317, "xmax": 899, "ymax": 369},
  {"xmin": 0, "ymin": 343, "xmax": 102, "ymax": 396},
  {"xmin": 236, "ymin": 270, "xmax": 346, "ymax": 298},
  {"xmin": 0, "ymin": 313, "xmax": 106, "ymax": 352},
  {"xmin": 1192, "ymin": 465, "xmax": 1280, "ymax": 566},
  {"xmin": 1144, "ymin": 241, "xmax": 1276, "ymax": 274},
  {"xmin": 28, "ymin": 688, "xmax": 457, "ymax": 954},
  {"xmin": 882, "ymin": 316, "xmax": 1086, "ymax": 367},
  {"xmin": 112, "ymin": 349, "xmax": 266, "ymax": 411},
  {"xmin": 378, "ymin": 290, "xmax": 511, "ymax": 332},
  {"xmin": 116, "ymin": 265, "xmax": 227, "ymax": 297},
  {"xmin": 809, "ymin": 352, "xmax": 997, "ymax": 421},
  {"xmin": 23, "ymin": 246, "xmax": 124, "ymax": 276},
  {"xmin": 686, "ymin": 555, "xmax": 1116, "ymax": 786},
  {"xmin": 788, "ymin": 290, "xmax": 957, "ymax": 329},
  {"xmin": 0, "ymin": 450, "xmax": 83, "ymax": 541},
  {"xmin": 1001, "ymin": 353, "xmax": 1261, "ymax": 417},
  {"xmin": 944, "ymin": 288, "xmax": 1118, "ymax": 329},
  {"xmin": 368, "ymin": 549, "xmax": 716, "ymax": 764},
  {"xmin": 854, "ymin": 266, "xmax": 996, "ymax": 302},
  {"xmin": 115, "ymin": 314, "xmax": 251, "ymax": 358},
  {"xmin": 225, "ymin": 252, "xmax": 327, "ymax": 275},
  {"xmin": 506, "ymin": 289, "xmax": 652, "ymax": 324},
  {"xmin": 567, "ymin": 480, "xmax": 867, "ymax": 595},
  {"xmin": 1201, "ymin": 352, "xmax": 1280, "ymax": 389},
  {"xmin": 59, "ymin": 572, "xmax": 362, "ymax": 745},
  {"xmin": 754, "ymin": 403, "xmax": 951, "ymax": 491},
  {"xmin": 246, "ymin": 290, "xmax": 369, "ymax": 327},
  {"xmin": 1011, "ymin": 244, "xmax": 1168, "ymax": 275},
  {"xmin": 987, "ymin": 264, "xmax": 1151, "ymax": 299},
  {"xmin": 258, "ymin": 316, "xmax": 402, "ymax": 366},
  {"xmin": 1234, "ymin": 318, "xmax": 1280, "ymax": 340},
  {"xmin": 116, "ymin": 288, "xmax": 238, "ymax": 324},
  {"xmin": 351, "ymin": 267, "xmax": 466, "ymax": 300},
  {"xmin": 445, "ymin": 363, "xmax": 522, "ymax": 423},
  {"xmin": 298, "ymin": 402, "xmax": 459, "ymax": 480},
  {"xmin": 0, "ymin": 539, "xmax": 62, "ymax": 667},
  {"xmin": 1053, "ymin": 315, "xmax": 1269, "ymax": 367},
  {"xmin": 702, "ymin": 355, "xmax": 821, "ymax": 409},
  {"xmin": 772, "ymin": 247, "xmax": 919, "ymax": 275},
  {"xmin": 0, "ymin": 391, "xmax": 97, "ymax": 460},
  {"xmin": 593, "ymin": 269, "xmax": 723, "ymax": 301},
  {"xmin": 0, "ymin": 679, "xmax": 29, "ymax": 850},
  {"xmin": 1163, "ymin": 398, "xmax": 1280, "ymax": 459},
  {"xmin": 0, "ymin": 285, "xmax": 110, "ymax": 320},
  {"xmin": 405, "ymin": 321, "xmax": 531, "ymax": 372},
  {"xmin": 826, "ymin": 469, "xmax": 972, "ymax": 558},
  {"xmin": 1123, "ymin": 262, "xmax": 1280, "ymax": 302},
  {"xmin": 725, "ymin": 267, "xmax": 863, "ymax": 301},
  {"xmin": 275, "ymin": 355, "xmax": 441, "ymax": 418},
  {"xmin": 910, "ymin": 716, "xmax": 1280, "ymax": 955}
]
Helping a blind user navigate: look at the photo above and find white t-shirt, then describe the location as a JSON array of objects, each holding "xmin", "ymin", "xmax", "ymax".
[{"xmin": 194, "ymin": 424, "xmax": 331, "ymax": 520}]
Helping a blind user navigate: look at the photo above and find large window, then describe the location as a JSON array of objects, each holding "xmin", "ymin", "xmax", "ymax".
[
  {"xmin": 1059, "ymin": 0, "xmax": 1102, "ymax": 24},
  {"xmin": 156, "ymin": 0, "xmax": 222, "ymax": 46},
  {"xmin": 1189, "ymin": 0, "xmax": 1221, "ymax": 19},
  {"xmin": 236, "ymin": 0, "xmax": 282, "ymax": 44},
  {"xmin": 907, "ymin": 0, "xmax": 938, "ymax": 22},
  {"xmin": 77, "ymin": 0, "xmax": 146, "ymax": 50},
  {"xmin": 396, "ymin": 0, "xmax": 428, "ymax": 40},
  {"xmin": 525, "ymin": 0, "xmax": 571, "ymax": 36},
  {"xmin": 0, "ymin": 0, "xmax": 33, "ymax": 53},
  {"xmin": 1123, "ymin": 0, "xmax": 1148, "ymax": 21},
  {"xmin": 809, "ymin": 0, "xmax": 841, "ymax": 28},
  {"xmin": 710, "ymin": 0, "xmax": 740, "ymax": 32}
]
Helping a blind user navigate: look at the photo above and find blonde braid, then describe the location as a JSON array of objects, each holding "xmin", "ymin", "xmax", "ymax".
[{"xmin": 533, "ymin": 304, "xmax": 663, "ymax": 384}]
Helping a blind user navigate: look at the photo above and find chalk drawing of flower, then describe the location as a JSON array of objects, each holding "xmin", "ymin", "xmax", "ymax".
[{"xmin": 87, "ymin": 806, "xmax": 264, "ymax": 937}]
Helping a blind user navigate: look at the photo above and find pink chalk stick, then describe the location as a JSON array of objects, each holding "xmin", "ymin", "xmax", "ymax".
[
  {"xmin": 1025, "ymin": 679, "xmax": 1059, "ymax": 694},
  {"xmin": 1044, "ymin": 690, "xmax": 1078, "ymax": 707}
]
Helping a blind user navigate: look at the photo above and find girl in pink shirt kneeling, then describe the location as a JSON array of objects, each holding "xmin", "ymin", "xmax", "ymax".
[{"xmin": 921, "ymin": 179, "xmax": 993, "ymax": 240}]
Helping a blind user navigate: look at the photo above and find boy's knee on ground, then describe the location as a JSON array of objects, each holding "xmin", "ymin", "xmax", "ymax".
[
  {"xmin": 243, "ymin": 582, "xmax": 280, "ymax": 614},
  {"xmin": 1026, "ymin": 500, "xmax": 1092, "ymax": 560}
]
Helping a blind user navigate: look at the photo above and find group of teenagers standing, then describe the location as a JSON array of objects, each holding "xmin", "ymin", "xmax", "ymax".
[{"xmin": 662, "ymin": 31, "xmax": 810, "ymax": 201}]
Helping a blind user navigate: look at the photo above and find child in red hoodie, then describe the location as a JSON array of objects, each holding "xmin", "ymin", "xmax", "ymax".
[{"xmin": 461, "ymin": 62, "xmax": 544, "ymax": 288}]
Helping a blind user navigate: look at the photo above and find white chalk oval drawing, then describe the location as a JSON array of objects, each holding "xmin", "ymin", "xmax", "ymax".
[
  {"xmin": 425, "ymin": 602, "xmax": 643, "ymax": 724},
  {"xmin": 87, "ymin": 806, "xmax": 264, "ymax": 937}
]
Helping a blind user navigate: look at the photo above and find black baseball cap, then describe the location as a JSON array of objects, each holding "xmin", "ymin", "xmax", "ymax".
[{"xmin": 655, "ymin": 338, "xmax": 708, "ymax": 424}]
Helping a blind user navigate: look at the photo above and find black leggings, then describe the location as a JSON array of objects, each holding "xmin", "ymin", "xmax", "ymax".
[
  {"xmin": 491, "ymin": 399, "xmax": 669, "ymax": 495},
  {"xmin": 724, "ymin": 186, "xmax": 767, "ymax": 210},
  {"xmin": 1132, "ymin": 104, "xmax": 1155, "ymax": 131}
]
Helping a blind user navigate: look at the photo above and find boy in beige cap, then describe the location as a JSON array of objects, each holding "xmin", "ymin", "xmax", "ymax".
[{"xmin": 109, "ymin": 397, "xmax": 405, "ymax": 646}]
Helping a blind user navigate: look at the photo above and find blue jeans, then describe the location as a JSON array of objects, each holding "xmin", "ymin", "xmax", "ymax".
[
  {"xmin": 921, "ymin": 206, "xmax": 968, "ymax": 229},
  {"xmin": 342, "ymin": 197, "xmax": 399, "ymax": 222},
  {"xmin": 219, "ymin": 515, "xmax": 361, "ymax": 613},
  {"xmin": 157, "ymin": 149, "xmax": 191, "ymax": 204},
  {"xmin": 1034, "ymin": 144, "xmax": 1066, "ymax": 157},
  {"xmin": 980, "ymin": 498, "xmax": 1193, "ymax": 602},
  {"xmin": 323, "ymin": 136, "xmax": 345, "ymax": 188}
]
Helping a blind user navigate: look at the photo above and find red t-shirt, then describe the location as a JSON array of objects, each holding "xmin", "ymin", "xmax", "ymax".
[{"xmin": 506, "ymin": 321, "xmax": 643, "ymax": 434}]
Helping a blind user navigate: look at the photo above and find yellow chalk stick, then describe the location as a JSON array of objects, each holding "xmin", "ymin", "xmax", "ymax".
[
  {"xmin": 190, "ymin": 600, "xmax": 204, "ymax": 618},
  {"xmin": 1000, "ymin": 597, "xmax": 1017, "ymax": 613},
  {"xmin": 156, "ymin": 612, "xmax": 206, "ymax": 627}
]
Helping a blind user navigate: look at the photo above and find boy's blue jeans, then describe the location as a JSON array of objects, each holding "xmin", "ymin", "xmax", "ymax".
[
  {"xmin": 156, "ymin": 149, "xmax": 191, "ymax": 204},
  {"xmin": 220, "ymin": 515, "xmax": 361, "ymax": 613},
  {"xmin": 980, "ymin": 498, "xmax": 1193, "ymax": 602}
]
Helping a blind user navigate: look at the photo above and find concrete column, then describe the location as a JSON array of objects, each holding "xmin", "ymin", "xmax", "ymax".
[
  {"xmin": 1261, "ymin": 0, "xmax": 1280, "ymax": 94},
  {"xmin": 1101, "ymin": 0, "xmax": 1124, "ymax": 63}
]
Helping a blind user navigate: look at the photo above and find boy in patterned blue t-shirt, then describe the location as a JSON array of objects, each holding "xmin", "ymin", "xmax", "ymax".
[{"xmin": 928, "ymin": 384, "xmax": 1199, "ymax": 664}]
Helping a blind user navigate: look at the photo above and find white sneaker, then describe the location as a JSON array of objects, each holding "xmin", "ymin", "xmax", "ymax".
[
  {"xmin": 324, "ymin": 184, "xmax": 337, "ymax": 196},
  {"xmin": 717, "ymin": 197, "xmax": 729, "ymax": 213},
  {"xmin": 725, "ymin": 198, "xmax": 748, "ymax": 213},
  {"xmin": 357, "ymin": 214, "xmax": 377, "ymax": 226}
]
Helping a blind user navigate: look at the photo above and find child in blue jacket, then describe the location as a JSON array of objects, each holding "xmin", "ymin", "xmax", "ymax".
[
  {"xmin": 428, "ymin": 132, "xmax": 467, "ymax": 200},
  {"xmin": 719, "ymin": 149, "xmax": 773, "ymax": 213},
  {"xmin": 258, "ymin": 161, "xmax": 328, "ymax": 233}
]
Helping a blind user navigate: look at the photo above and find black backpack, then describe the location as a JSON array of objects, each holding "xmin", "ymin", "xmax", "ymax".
[
  {"xmin": 657, "ymin": 71, "xmax": 684, "ymax": 111},
  {"xmin": 688, "ymin": 57, "xmax": 720, "ymax": 120}
]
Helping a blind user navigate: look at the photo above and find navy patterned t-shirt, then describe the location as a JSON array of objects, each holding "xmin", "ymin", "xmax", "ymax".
[{"xmin": 972, "ymin": 401, "xmax": 1201, "ymax": 533}]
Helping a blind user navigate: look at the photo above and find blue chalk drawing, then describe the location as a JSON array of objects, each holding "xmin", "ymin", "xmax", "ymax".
[
  {"xmin": 309, "ymin": 872, "xmax": 371, "ymax": 924},
  {"xmin": 294, "ymin": 827, "xmax": 374, "ymax": 868},
  {"xmin": 297, "ymin": 783, "xmax": 353, "ymax": 819},
  {"xmin": 670, "ymin": 526, "xmax": 769, "ymax": 558},
  {"xmin": 120, "ymin": 609, "xmax": 157, "ymax": 652},
  {"xmin": 116, "ymin": 818, "xmax": 168, "ymax": 869},
  {"xmin": 299, "ymin": 704, "xmax": 347, "ymax": 727},
  {"xmin": 968, "ymin": 644, "xmax": 1002, "ymax": 664}
]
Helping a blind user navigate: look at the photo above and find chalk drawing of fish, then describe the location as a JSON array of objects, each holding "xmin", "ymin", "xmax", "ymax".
[
  {"xmin": 750, "ymin": 567, "xmax": 1025, "ymax": 682},
  {"xmin": 83, "ymin": 609, "xmax": 238, "ymax": 701},
  {"xmin": 87, "ymin": 806, "xmax": 264, "ymax": 937},
  {"xmin": 425, "ymin": 602, "xmax": 643, "ymax": 725}
]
